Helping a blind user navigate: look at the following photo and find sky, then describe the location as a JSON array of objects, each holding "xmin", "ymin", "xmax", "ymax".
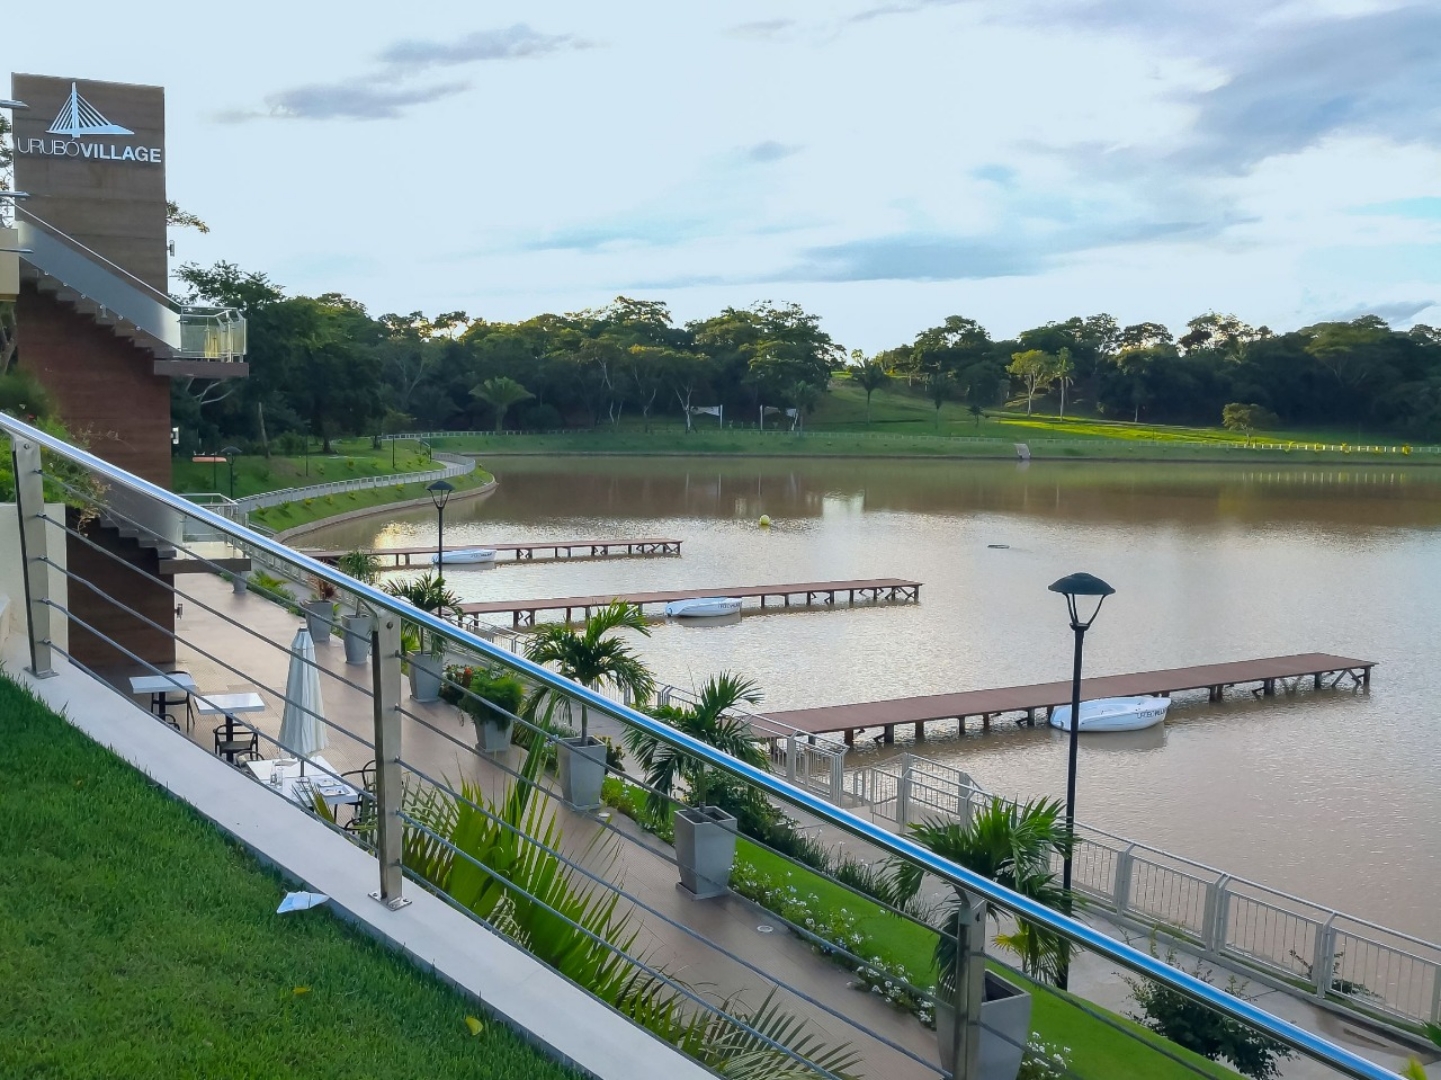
[{"xmin": 9, "ymin": 0, "xmax": 1441, "ymax": 350}]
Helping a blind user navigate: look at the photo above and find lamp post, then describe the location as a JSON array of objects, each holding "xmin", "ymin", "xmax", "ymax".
[
  {"xmin": 1047, "ymin": 571, "xmax": 1114, "ymax": 990},
  {"xmin": 427, "ymin": 479, "xmax": 454, "ymax": 579},
  {"xmin": 220, "ymin": 446, "xmax": 242, "ymax": 500}
]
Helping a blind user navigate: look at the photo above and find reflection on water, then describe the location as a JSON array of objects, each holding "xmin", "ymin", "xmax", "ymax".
[{"xmin": 307, "ymin": 456, "xmax": 1441, "ymax": 937}]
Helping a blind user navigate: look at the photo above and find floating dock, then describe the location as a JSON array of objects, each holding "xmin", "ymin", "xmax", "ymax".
[
  {"xmin": 457, "ymin": 578, "xmax": 922, "ymax": 627},
  {"xmin": 756, "ymin": 653, "xmax": 1374, "ymax": 744},
  {"xmin": 301, "ymin": 537, "xmax": 683, "ymax": 567}
]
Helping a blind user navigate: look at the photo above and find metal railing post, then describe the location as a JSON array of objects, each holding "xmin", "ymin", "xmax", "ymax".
[
  {"xmin": 1114, "ymin": 843, "xmax": 1136, "ymax": 915},
  {"xmin": 946, "ymin": 898, "xmax": 987, "ymax": 1079},
  {"xmin": 1204, "ymin": 874, "xmax": 1231, "ymax": 955},
  {"xmin": 11, "ymin": 437, "xmax": 55, "ymax": 678},
  {"xmin": 784, "ymin": 733, "xmax": 797, "ymax": 781},
  {"xmin": 830, "ymin": 749, "xmax": 844, "ymax": 805},
  {"xmin": 896, "ymin": 755, "xmax": 912, "ymax": 827},
  {"xmin": 1313, "ymin": 915, "xmax": 1337, "ymax": 1000},
  {"xmin": 370, "ymin": 613, "xmax": 408, "ymax": 909}
]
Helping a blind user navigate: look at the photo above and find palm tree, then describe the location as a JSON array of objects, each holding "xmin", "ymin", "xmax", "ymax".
[
  {"xmin": 470, "ymin": 376, "xmax": 534, "ymax": 434},
  {"xmin": 524, "ymin": 602, "xmax": 654, "ymax": 741},
  {"xmin": 887, "ymin": 796, "xmax": 1073, "ymax": 987},
  {"xmin": 924, "ymin": 372, "xmax": 953, "ymax": 431},
  {"xmin": 625, "ymin": 672, "xmax": 766, "ymax": 816},
  {"xmin": 1054, "ymin": 347, "xmax": 1076, "ymax": 420},
  {"xmin": 384, "ymin": 570, "xmax": 462, "ymax": 656},
  {"xmin": 851, "ymin": 359, "xmax": 890, "ymax": 425}
]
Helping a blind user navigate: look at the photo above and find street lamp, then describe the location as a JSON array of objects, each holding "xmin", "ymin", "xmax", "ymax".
[
  {"xmin": 1047, "ymin": 571, "xmax": 1115, "ymax": 990},
  {"xmin": 220, "ymin": 446, "xmax": 242, "ymax": 500},
  {"xmin": 427, "ymin": 479, "xmax": 454, "ymax": 578}
]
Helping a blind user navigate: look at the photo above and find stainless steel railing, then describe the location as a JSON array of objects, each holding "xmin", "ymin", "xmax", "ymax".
[{"xmin": 2, "ymin": 412, "xmax": 1408, "ymax": 1080}]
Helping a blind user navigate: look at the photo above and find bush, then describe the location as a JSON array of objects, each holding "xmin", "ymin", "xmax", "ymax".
[{"xmin": 274, "ymin": 432, "xmax": 306, "ymax": 454}]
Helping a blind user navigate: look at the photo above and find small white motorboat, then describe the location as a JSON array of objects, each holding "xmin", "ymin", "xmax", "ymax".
[
  {"xmin": 430, "ymin": 547, "xmax": 497, "ymax": 566},
  {"xmin": 665, "ymin": 597, "xmax": 743, "ymax": 618},
  {"xmin": 1049, "ymin": 696, "xmax": 1170, "ymax": 732}
]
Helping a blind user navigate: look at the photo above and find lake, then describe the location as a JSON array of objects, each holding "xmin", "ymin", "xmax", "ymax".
[{"xmin": 304, "ymin": 455, "xmax": 1441, "ymax": 938}]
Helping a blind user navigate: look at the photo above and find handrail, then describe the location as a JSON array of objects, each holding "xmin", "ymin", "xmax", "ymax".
[
  {"xmin": 0, "ymin": 411, "xmax": 1403, "ymax": 1080},
  {"xmin": 17, "ymin": 205, "xmax": 175, "ymax": 307}
]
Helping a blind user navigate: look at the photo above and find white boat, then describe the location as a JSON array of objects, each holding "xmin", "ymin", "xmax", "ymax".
[
  {"xmin": 1049, "ymin": 696, "xmax": 1170, "ymax": 732},
  {"xmin": 430, "ymin": 547, "xmax": 497, "ymax": 565},
  {"xmin": 665, "ymin": 597, "xmax": 743, "ymax": 618}
]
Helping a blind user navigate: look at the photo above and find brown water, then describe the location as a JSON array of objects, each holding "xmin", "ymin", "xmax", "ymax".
[{"xmin": 308, "ymin": 456, "xmax": 1441, "ymax": 938}]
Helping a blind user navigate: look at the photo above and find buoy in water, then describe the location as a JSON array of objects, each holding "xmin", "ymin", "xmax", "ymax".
[
  {"xmin": 758, "ymin": 514, "xmax": 771, "ymax": 527},
  {"xmin": 988, "ymin": 543, "xmax": 1010, "ymax": 549}
]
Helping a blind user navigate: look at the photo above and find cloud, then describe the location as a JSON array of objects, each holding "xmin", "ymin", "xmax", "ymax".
[
  {"xmin": 727, "ymin": 18, "xmax": 797, "ymax": 39},
  {"xmin": 379, "ymin": 24, "xmax": 592, "ymax": 68},
  {"xmin": 220, "ymin": 22, "xmax": 589, "ymax": 123},
  {"xmin": 744, "ymin": 141, "xmax": 802, "ymax": 163},
  {"xmin": 1326, "ymin": 300, "xmax": 1437, "ymax": 325},
  {"xmin": 1353, "ymin": 198, "xmax": 1441, "ymax": 221},
  {"xmin": 250, "ymin": 79, "xmax": 470, "ymax": 121}
]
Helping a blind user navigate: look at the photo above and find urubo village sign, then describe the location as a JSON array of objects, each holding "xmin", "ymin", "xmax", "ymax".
[{"xmin": 15, "ymin": 82, "xmax": 162, "ymax": 164}]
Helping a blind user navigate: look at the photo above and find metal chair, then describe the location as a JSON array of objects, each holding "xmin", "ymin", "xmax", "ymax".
[
  {"xmin": 159, "ymin": 670, "xmax": 194, "ymax": 732},
  {"xmin": 213, "ymin": 716, "xmax": 258, "ymax": 765},
  {"xmin": 343, "ymin": 760, "xmax": 377, "ymax": 834}
]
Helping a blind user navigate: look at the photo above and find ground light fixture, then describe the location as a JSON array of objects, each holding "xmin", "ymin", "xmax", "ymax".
[
  {"xmin": 219, "ymin": 446, "xmax": 242, "ymax": 500},
  {"xmin": 1047, "ymin": 570, "xmax": 1115, "ymax": 989},
  {"xmin": 428, "ymin": 479, "xmax": 454, "ymax": 577}
]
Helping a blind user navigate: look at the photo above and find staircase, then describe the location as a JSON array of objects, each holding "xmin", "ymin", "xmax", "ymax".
[{"xmin": 13, "ymin": 207, "xmax": 247, "ymax": 376}]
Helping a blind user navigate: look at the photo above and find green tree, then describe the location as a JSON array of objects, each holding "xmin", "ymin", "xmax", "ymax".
[
  {"xmin": 787, "ymin": 380, "xmax": 822, "ymax": 431},
  {"xmin": 524, "ymin": 602, "xmax": 655, "ymax": 742},
  {"xmin": 887, "ymin": 797, "xmax": 1073, "ymax": 986},
  {"xmin": 850, "ymin": 356, "xmax": 890, "ymax": 425},
  {"xmin": 1007, "ymin": 350, "xmax": 1054, "ymax": 415},
  {"xmin": 471, "ymin": 375, "xmax": 535, "ymax": 434},
  {"xmin": 1221, "ymin": 402, "xmax": 1278, "ymax": 439},
  {"xmin": 625, "ymin": 672, "xmax": 767, "ymax": 816},
  {"xmin": 1053, "ymin": 347, "xmax": 1076, "ymax": 419},
  {"xmin": 923, "ymin": 371, "xmax": 953, "ymax": 430},
  {"xmin": 968, "ymin": 403, "xmax": 984, "ymax": 427}
]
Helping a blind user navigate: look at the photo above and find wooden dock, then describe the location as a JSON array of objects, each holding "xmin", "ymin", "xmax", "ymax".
[
  {"xmin": 301, "ymin": 537, "xmax": 683, "ymax": 567},
  {"xmin": 457, "ymin": 578, "xmax": 922, "ymax": 627},
  {"xmin": 756, "ymin": 653, "xmax": 1374, "ymax": 744}
]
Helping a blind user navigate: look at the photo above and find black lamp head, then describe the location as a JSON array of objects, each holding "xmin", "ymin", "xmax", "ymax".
[
  {"xmin": 427, "ymin": 479, "xmax": 455, "ymax": 510},
  {"xmin": 1048, "ymin": 572, "xmax": 1115, "ymax": 629}
]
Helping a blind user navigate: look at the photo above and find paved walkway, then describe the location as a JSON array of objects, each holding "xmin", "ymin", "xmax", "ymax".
[{"xmin": 137, "ymin": 574, "xmax": 1433, "ymax": 1080}]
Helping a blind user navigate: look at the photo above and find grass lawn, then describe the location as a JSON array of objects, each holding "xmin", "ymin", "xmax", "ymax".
[
  {"xmin": 736, "ymin": 841, "xmax": 1238, "ymax": 1080},
  {"xmin": 171, "ymin": 438, "xmax": 439, "ymax": 500},
  {"xmin": 0, "ymin": 674, "xmax": 579, "ymax": 1080},
  {"xmin": 248, "ymin": 465, "xmax": 494, "ymax": 533}
]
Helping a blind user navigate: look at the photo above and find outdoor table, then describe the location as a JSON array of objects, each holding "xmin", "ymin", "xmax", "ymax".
[
  {"xmin": 129, "ymin": 672, "xmax": 197, "ymax": 728},
  {"xmin": 197, "ymin": 692, "xmax": 266, "ymax": 763},
  {"xmin": 245, "ymin": 754, "xmax": 360, "ymax": 813}
]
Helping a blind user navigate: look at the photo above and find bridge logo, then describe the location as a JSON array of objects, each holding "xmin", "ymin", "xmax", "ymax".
[{"xmin": 46, "ymin": 83, "xmax": 134, "ymax": 138}]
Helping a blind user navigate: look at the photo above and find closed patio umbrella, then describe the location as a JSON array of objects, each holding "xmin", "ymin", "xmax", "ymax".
[{"xmin": 279, "ymin": 626, "xmax": 328, "ymax": 772}]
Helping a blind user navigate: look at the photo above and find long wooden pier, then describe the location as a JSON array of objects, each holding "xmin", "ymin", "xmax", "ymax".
[
  {"xmin": 458, "ymin": 578, "xmax": 922, "ymax": 627},
  {"xmin": 301, "ymin": 537, "xmax": 683, "ymax": 567},
  {"xmin": 756, "ymin": 653, "xmax": 1374, "ymax": 744}
]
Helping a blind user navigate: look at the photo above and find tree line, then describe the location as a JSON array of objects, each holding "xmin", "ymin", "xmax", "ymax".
[{"xmin": 170, "ymin": 260, "xmax": 1441, "ymax": 454}]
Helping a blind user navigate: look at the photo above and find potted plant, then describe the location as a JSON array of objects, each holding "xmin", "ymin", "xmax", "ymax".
[
  {"xmin": 337, "ymin": 550, "xmax": 381, "ymax": 665},
  {"xmin": 524, "ymin": 602, "xmax": 653, "ymax": 810},
  {"xmin": 462, "ymin": 668, "xmax": 526, "ymax": 752},
  {"xmin": 302, "ymin": 575, "xmax": 339, "ymax": 644},
  {"xmin": 625, "ymin": 673, "xmax": 766, "ymax": 899},
  {"xmin": 384, "ymin": 571, "xmax": 462, "ymax": 702},
  {"xmin": 887, "ymin": 797, "xmax": 1069, "ymax": 1080}
]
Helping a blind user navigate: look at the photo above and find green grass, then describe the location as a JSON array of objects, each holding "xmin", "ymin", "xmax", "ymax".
[
  {"xmin": 736, "ymin": 841, "xmax": 1237, "ymax": 1080},
  {"xmin": 0, "ymin": 674, "xmax": 579, "ymax": 1080},
  {"xmin": 247, "ymin": 466, "xmax": 494, "ymax": 532},
  {"xmin": 171, "ymin": 439, "xmax": 439, "ymax": 500}
]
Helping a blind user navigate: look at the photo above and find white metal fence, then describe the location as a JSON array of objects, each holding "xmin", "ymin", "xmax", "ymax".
[{"xmin": 232, "ymin": 452, "xmax": 474, "ymax": 512}]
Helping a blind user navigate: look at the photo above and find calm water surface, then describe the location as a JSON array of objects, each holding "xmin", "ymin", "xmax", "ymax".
[{"xmin": 308, "ymin": 457, "xmax": 1441, "ymax": 937}]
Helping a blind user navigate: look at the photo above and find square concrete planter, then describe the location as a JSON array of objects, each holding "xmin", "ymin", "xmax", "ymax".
[
  {"xmin": 557, "ymin": 736, "xmax": 607, "ymax": 809},
  {"xmin": 935, "ymin": 971, "xmax": 1032, "ymax": 1080},
  {"xmin": 674, "ymin": 805, "xmax": 738, "ymax": 899},
  {"xmin": 342, "ymin": 613, "xmax": 373, "ymax": 665},
  {"xmin": 473, "ymin": 715, "xmax": 514, "ymax": 754},
  {"xmin": 408, "ymin": 652, "xmax": 444, "ymax": 702}
]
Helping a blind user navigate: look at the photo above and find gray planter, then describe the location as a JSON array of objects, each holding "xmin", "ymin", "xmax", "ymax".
[
  {"xmin": 473, "ymin": 715, "xmax": 514, "ymax": 753},
  {"xmin": 342, "ymin": 612, "xmax": 373, "ymax": 665},
  {"xmin": 674, "ymin": 805, "xmax": 738, "ymax": 899},
  {"xmin": 232, "ymin": 571, "xmax": 248, "ymax": 595},
  {"xmin": 557, "ymin": 736, "xmax": 608, "ymax": 810},
  {"xmin": 302, "ymin": 598, "xmax": 335, "ymax": 644},
  {"xmin": 408, "ymin": 652, "xmax": 444, "ymax": 702},
  {"xmin": 935, "ymin": 972, "xmax": 1033, "ymax": 1080}
]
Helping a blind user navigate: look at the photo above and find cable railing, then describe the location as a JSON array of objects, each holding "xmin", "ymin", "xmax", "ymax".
[
  {"xmin": 846, "ymin": 752, "xmax": 1441, "ymax": 1032},
  {"xmin": 2, "ymin": 412, "xmax": 1414, "ymax": 1080}
]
